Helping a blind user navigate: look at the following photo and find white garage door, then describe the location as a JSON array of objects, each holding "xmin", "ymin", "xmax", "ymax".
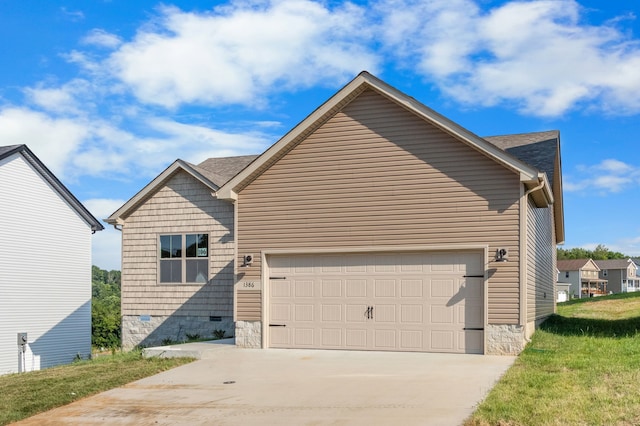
[{"xmin": 267, "ymin": 251, "xmax": 484, "ymax": 354}]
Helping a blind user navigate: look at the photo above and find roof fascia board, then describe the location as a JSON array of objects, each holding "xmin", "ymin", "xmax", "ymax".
[
  {"xmin": 12, "ymin": 146, "xmax": 104, "ymax": 231},
  {"xmin": 217, "ymin": 71, "xmax": 541, "ymax": 199},
  {"xmin": 554, "ymin": 135, "xmax": 565, "ymax": 244},
  {"xmin": 106, "ymin": 160, "xmax": 219, "ymax": 224}
]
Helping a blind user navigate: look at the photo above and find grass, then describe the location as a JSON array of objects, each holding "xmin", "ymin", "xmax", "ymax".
[
  {"xmin": 0, "ymin": 350, "xmax": 194, "ymax": 425},
  {"xmin": 466, "ymin": 292, "xmax": 640, "ymax": 426}
]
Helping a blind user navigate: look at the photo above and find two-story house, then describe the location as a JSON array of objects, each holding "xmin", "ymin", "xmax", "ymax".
[
  {"xmin": 594, "ymin": 259, "xmax": 639, "ymax": 294},
  {"xmin": 557, "ymin": 259, "xmax": 607, "ymax": 299}
]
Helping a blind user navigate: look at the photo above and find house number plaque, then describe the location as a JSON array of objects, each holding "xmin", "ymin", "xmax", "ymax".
[{"xmin": 236, "ymin": 281, "xmax": 261, "ymax": 291}]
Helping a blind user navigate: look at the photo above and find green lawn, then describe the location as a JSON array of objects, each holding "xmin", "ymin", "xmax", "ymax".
[
  {"xmin": 466, "ymin": 292, "xmax": 640, "ymax": 426},
  {"xmin": 0, "ymin": 350, "xmax": 194, "ymax": 425}
]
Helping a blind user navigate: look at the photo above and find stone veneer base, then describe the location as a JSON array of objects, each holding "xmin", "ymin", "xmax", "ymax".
[
  {"xmin": 485, "ymin": 324, "xmax": 526, "ymax": 355},
  {"xmin": 122, "ymin": 315, "xmax": 234, "ymax": 350},
  {"xmin": 235, "ymin": 320, "xmax": 262, "ymax": 348}
]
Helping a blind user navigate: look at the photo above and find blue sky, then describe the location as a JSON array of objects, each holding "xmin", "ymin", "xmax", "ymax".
[{"xmin": 2, "ymin": 0, "xmax": 640, "ymax": 270}]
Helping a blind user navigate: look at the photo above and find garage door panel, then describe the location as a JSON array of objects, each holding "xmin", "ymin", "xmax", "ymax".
[
  {"xmin": 373, "ymin": 254, "xmax": 398, "ymax": 272},
  {"xmin": 319, "ymin": 255, "xmax": 343, "ymax": 272},
  {"xmin": 400, "ymin": 330, "xmax": 423, "ymax": 349},
  {"xmin": 346, "ymin": 304, "xmax": 368, "ymax": 322},
  {"xmin": 294, "ymin": 280, "xmax": 314, "ymax": 297},
  {"xmin": 460, "ymin": 330, "xmax": 483, "ymax": 354},
  {"xmin": 399, "ymin": 253, "xmax": 428, "ymax": 271},
  {"xmin": 431, "ymin": 279, "xmax": 456, "ymax": 297},
  {"xmin": 294, "ymin": 304, "xmax": 314, "ymax": 321},
  {"xmin": 345, "ymin": 256, "xmax": 368, "ymax": 273},
  {"xmin": 322, "ymin": 328, "xmax": 342, "ymax": 346},
  {"xmin": 373, "ymin": 305, "xmax": 396, "ymax": 323},
  {"xmin": 374, "ymin": 329, "xmax": 396, "ymax": 348},
  {"xmin": 294, "ymin": 328, "xmax": 314, "ymax": 346},
  {"xmin": 271, "ymin": 281, "xmax": 291, "ymax": 297},
  {"xmin": 346, "ymin": 329, "xmax": 368, "ymax": 348},
  {"xmin": 322, "ymin": 279, "xmax": 342, "ymax": 297},
  {"xmin": 271, "ymin": 304, "xmax": 291, "ymax": 321},
  {"xmin": 270, "ymin": 327, "xmax": 290, "ymax": 345},
  {"xmin": 431, "ymin": 330, "xmax": 455, "ymax": 350},
  {"xmin": 431, "ymin": 305, "xmax": 454, "ymax": 324},
  {"xmin": 321, "ymin": 304, "xmax": 342, "ymax": 321},
  {"xmin": 400, "ymin": 280, "xmax": 423, "ymax": 297},
  {"xmin": 400, "ymin": 305, "xmax": 423, "ymax": 323},
  {"xmin": 346, "ymin": 279, "xmax": 367, "ymax": 297},
  {"xmin": 268, "ymin": 251, "xmax": 484, "ymax": 354},
  {"xmin": 375, "ymin": 279, "xmax": 396, "ymax": 297}
]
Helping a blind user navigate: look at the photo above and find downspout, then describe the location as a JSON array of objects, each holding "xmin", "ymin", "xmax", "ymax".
[{"xmin": 520, "ymin": 178, "xmax": 546, "ymax": 337}]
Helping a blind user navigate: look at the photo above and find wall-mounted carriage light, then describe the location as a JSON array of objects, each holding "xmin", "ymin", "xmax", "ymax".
[{"xmin": 495, "ymin": 248, "xmax": 508, "ymax": 262}]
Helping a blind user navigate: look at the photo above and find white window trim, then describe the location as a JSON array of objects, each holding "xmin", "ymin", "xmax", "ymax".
[{"xmin": 158, "ymin": 233, "xmax": 210, "ymax": 284}]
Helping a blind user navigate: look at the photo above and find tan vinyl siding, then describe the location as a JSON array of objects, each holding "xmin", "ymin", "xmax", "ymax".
[
  {"xmin": 237, "ymin": 89, "xmax": 521, "ymax": 324},
  {"xmin": 236, "ymin": 291, "xmax": 261, "ymax": 321},
  {"xmin": 526, "ymin": 197, "xmax": 556, "ymax": 321},
  {"xmin": 121, "ymin": 171, "xmax": 234, "ymax": 317}
]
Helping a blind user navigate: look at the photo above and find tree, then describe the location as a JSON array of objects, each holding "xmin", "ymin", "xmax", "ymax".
[
  {"xmin": 92, "ymin": 266, "xmax": 121, "ymax": 349},
  {"xmin": 557, "ymin": 245, "xmax": 627, "ymax": 260}
]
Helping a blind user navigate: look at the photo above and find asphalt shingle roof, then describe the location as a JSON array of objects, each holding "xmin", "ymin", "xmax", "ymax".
[
  {"xmin": 557, "ymin": 259, "xmax": 594, "ymax": 271},
  {"xmin": 195, "ymin": 155, "xmax": 259, "ymax": 187},
  {"xmin": 484, "ymin": 131, "xmax": 559, "ymax": 187},
  {"xmin": 594, "ymin": 259, "xmax": 633, "ymax": 270},
  {"xmin": 0, "ymin": 144, "xmax": 23, "ymax": 159}
]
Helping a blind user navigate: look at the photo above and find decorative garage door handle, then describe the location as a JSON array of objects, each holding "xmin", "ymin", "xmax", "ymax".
[
  {"xmin": 269, "ymin": 324, "xmax": 287, "ymax": 327},
  {"xmin": 365, "ymin": 306, "xmax": 374, "ymax": 319}
]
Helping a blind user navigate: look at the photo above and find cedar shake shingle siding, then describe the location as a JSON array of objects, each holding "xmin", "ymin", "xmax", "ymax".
[
  {"xmin": 121, "ymin": 171, "xmax": 234, "ymax": 317},
  {"xmin": 236, "ymin": 89, "xmax": 523, "ymax": 324}
]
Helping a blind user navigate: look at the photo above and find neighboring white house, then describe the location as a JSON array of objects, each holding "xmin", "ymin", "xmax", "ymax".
[{"xmin": 0, "ymin": 145, "xmax": 103, "ymax": 375}]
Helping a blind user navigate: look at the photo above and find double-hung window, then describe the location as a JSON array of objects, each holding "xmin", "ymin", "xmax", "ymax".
[{"xmin": 159, "ymin": 234, "xmax": 209, "ymax": 283}]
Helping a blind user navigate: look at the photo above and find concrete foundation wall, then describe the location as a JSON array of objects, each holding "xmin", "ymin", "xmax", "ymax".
[{"xmin": 122, "ymin": 315, "xmax": 234, "ymax": 350}]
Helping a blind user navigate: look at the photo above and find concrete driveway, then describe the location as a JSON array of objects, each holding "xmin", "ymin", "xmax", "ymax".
[{"xmin": 16, "ymin": 341, "xmax": 515, "ymax": 426}]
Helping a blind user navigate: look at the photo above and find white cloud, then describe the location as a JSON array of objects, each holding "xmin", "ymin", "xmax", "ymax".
[
  {"xmin": 0, "ymin": 108, "xmax": 88, "ymax": 177},
  {"xmin": 82, "ymin": 29, "xmax": 122, "ymax": 49},
  {"xmin": 24, "ymin": 79, "xmax": 95, "ymax": 114},
  {"xmin": 611, "ymin": 236, "xmax": 640, "ymax": 257},
  {"xmin": 377, "ymin": 0, "xmax": 640, "ymax": 116},
  {"xmin": 106, "ymin": 1, "xmax": 378, "ymax": 108},
  {"xmin": 565, "ymin": 158, "xmax": 640, "ymax": 194}
]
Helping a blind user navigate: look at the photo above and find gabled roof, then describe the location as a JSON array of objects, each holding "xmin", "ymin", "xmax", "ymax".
[
  {"xmin": 594, "ymin": 259, "xmax": 636, "ymax": 270},
  {"xmin": 485, "ymin": 130, "xmax": 564, "ymax": 244},
  {"xmin": 0, "ymin": 144, "xmax": 104, "ymax": 232},
  {"xmin": 217, "ymin": 71, "xmax": 554, "ymax": 206},
  {"xmin": 484, "ymin": 131, "xmax": 559, "ymax": 188},
  {"xmin": 557, "ymin": 259, "xmax": 600, "ymax": 271},
  {"xmin": 106, "ymin": 155, "xmax": 256, "ymax": 225}
]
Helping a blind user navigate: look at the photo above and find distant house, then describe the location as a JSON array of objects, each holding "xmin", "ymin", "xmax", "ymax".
[
  {"xmin": 108, "ymin": 72, "xmax": 564, "ymax": 355},
  {"xmin": 0, "ymin": 145, "xmax": 103, "ymax": 375},
  {"xmin": 557, "ymin": 259, "xmax": 607, "ymax": 298},
  {"xmin": 594, "ymin": 259, "xmax": 639, "ymax": 294}
]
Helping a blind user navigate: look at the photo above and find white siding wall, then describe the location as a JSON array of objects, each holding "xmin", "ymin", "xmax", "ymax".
[{"xmin": 0, "ymin": 153, "xmax": 92, "ymax": 375}]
